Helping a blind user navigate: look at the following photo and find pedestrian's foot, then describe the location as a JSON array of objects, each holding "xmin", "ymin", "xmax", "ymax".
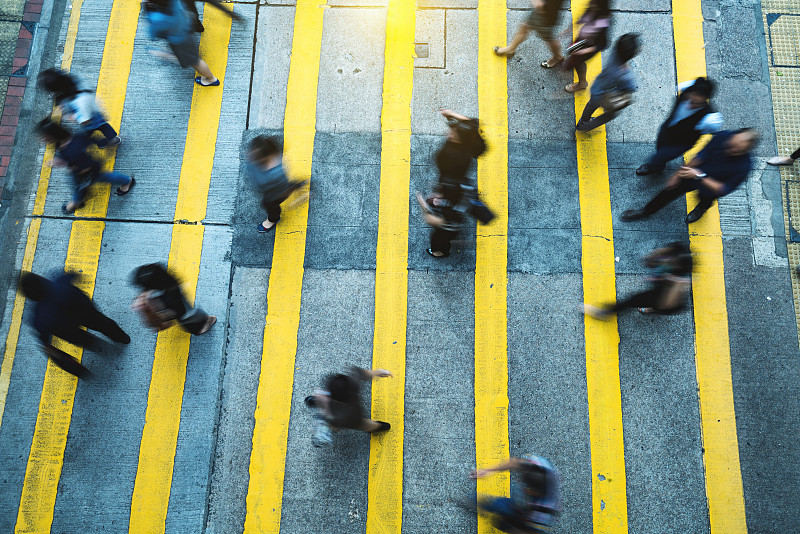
[
  {"xmin": 637, "ymin": 307, "xmax": 655, "ymax": 314},
  {"xmin": 257, "ymin": 221, "xmax": 277, "ymax": 233},
  {"xmin": 116, "ymin": 176, "xmax": 136, "ymax": 196},
  {"xmin": 565, "ymin": 82, "xmax": 588, "ymax": 93},
  {"xmin": 193, "ymin": 19, "xmax": 205, "ymax": 33},
  {"xmin": 635, "ymin": 164, "xmax": 660, "ymax": 176},
  {"xmin": 304, "ymin": 395, "xmax": 317, "ymax": 409},
  {"xmin": 583, "ymin": 304, "xmax": 611, "ymax": 320},
  {"xmin": 199, "ymin": 315, "xmax": 217, "ymax": 335},
  {"xmin": 426, "ymin": 248, "xmax": 449, "ymax": 258},
  {"xmin": 62, "ymin": 201, "xmax": 84, "ymax": 214},
  {"xmin": 540, "ymin": 56, "xmax": 563, "ymax": 68},
  {"xmin": 493, "ymin": 46, "xmax": 515, "ymax": 58},
  {"xmin": 767, "ymin": 156, "xmax": 796, "ymax": 166},
  {"xmin": 99, "ymin": 136, "xmax": 121, "ymax": 149},
  {"xmin": 621, "ymin": 209, "xmax": 647, "ymax": 222},
  {"xmin": 195, "ymin": 76, "xmax": 220, "ymax": 87},
  {"xmin": 372, "ymin": 421, "xmax": 391, "ymax": 432},
  {"xmin": 117, "ymin": 332, "xmax": 132, "ymax": 344},
  {"xmin": 685, "ymin": 209, "xmax": 704, "ymax": 224},
  {"xmin": 575, "ymin": 119, "xmax": 593, "ymax": 132}
]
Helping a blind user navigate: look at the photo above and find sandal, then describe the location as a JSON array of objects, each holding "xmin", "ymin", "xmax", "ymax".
[
  {"xmin": 116, "ymin": 177, "xmax": 136, "ymax": 196},
  {"xmin": 493, "ymin": 46, "xmax": 515, "ymax": 58},
  {"xmin": 565, "ymin": 82, "xmax": 588, "ymax": 93},
  {"xmin": 426, "ymin": 248, "xmax": 449, "ymax": 258},
  {"xmin": 540, "ymin": 57, "xmax": 563, "ymax": 68},
  {"xmin": 194, "ymin": 76, "xmax": 220, "ymax": 87}
]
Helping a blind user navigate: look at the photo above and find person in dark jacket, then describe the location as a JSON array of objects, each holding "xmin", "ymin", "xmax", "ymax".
[
  {"xmin": 418, "ymin": 109, "xmax": 486, "ymax": 258},
  {"xmin": 180, "ymin": 0, "xmax": 244, "ymax": 34},
  {"xmin": 37, "ymin": 118, "xmax": 135, "ymax": 214},
  {"xmin": 20, "ymin": 271, "xmax": 130, "ymax": 376},
  {"xmin": 305, "ymin": 367, "xmax": 393, "ymax": 434},
  {"xmin": 132, "ymin": 263, "xmax": 216, "ymax": 335},
  {"xmin": 621, "ymin": 128, "xmax": 758, "ymax": 224},
  {"xmin": 636, "ymin": 77, "xmax": 724, "ymax": 176}
]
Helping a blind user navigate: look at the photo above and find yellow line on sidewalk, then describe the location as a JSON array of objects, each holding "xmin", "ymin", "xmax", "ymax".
[
  {"xmin": 0, "ymin": 0, "xmax": 85, "ymax": 430},
  {"xmin": 243, "ymin": 0, "xmax": 324, "ymax": 530},
  {"xmin": 15, "ymin": 0, "xmax": 140, "ymax": 530},
  {"xmin": 673, "ymin": 2, "xmax": 747, "ymax": 532},
  {"xmin": 570, "ymin": 1, "xmax": 628, "ymax": 531},
  {"xmin": 365, "ymin": 0, "xmax": 414, "ymax": 531},
  {"xmin": 129, "ymin": 7, "xmax": 232, "ymax": 533},
  {"xmin": 475, "ymin": 0, "xmax": 509, "ymax": 531}
]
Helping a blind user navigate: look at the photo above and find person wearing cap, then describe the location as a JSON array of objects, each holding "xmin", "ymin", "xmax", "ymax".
[
  {"xmin": 636, "ymin": 77, "xmax": 724, "ymax": 176},
  {"xmin": 622, "ymin": 128, "xmax": 758, "ymax": 224},
  {"xmin": 471, "ymin": 455, "xmax": 561, "ymax": 533}
]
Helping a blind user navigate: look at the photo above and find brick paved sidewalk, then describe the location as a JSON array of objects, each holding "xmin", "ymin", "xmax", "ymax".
[{"xmin": 0, "ymin": 0, "xmax": 41, "ymax": 191}]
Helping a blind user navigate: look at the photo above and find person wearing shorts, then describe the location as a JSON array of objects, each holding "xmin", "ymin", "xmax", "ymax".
[
  {"xmin": 143, "ymin": 0, "xmax": 221, "ymax": 87},
  {"xmin": 494, "ymin": 0, "xmax": 566, "ymax": 68}
]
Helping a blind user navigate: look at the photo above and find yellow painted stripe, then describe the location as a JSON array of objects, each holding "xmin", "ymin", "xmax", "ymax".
[
  {"xmin": 365, "ymin": 0, "xmax": 414, "ymax": 531},
  {"xmin": 15, "ymin": 0, "xmax": 141, "ymax": 529},
  {"xmin": 243, "ymin": 0, "xmax": 324, "ymax": 530},
  {"xmin": 673, "ymin": 2, "xmax": 748, "ymax": 532},
  {"xmin": 570, "ymin": 0, "xmax": 628, "ymax": 531},
  {"xmin": 475, "ymin": 0, "xmax": 510, "ymax": 531},
  {"xmin": 129, "ymin": 7, "xmax": 232, "ymax": 532},
  {"xmin": 0, "ymin": 0, "xmax": 85, "ymax": 430}
]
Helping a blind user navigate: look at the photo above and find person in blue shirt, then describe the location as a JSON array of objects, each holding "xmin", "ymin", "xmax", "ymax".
[
  {"xmin": 246, "ymin": 135, "xmax": 306, "ymax": 233},
  {"xmin": 637, "ymin": 77, "xmax": 724, "ymax": 176},
  {"xmin": 622, "ymin": 128, "xmax": 759, "ymax": 224},
  {"xmin": 142, "ymin": 0, "xmax": 220, "ymax": 87},
  {"xmin": 575, "ymin": 33, "xmax": 640, "ymax": 132}
]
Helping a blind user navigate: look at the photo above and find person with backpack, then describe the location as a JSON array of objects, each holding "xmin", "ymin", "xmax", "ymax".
[
  {"xmin": 304, "ymin": 367, "xmax": 393, "ymax": 443},
  {"xmin": 636, "ymin": 77, "xmax": 724, "ymax": 176},
  {"xmin": 246, "ymin": 135, "xmax": 307, "ymax": 233},
  {"xmin": 37, "ymin": 68, "xmax": 121, "ymax": 148},
  {"xmin": 19, "ymin": 271, "xmax": 131, "ymax": 378},
  {"xmin": 583, "ymin": 242, "xmax": 693, "ymax": 319},
  {"xmin": 417, "ymin": 109, "xmax": 488, "ymax": 258},
  {"xmin": 37, "ymin": 118, "xmax": 135, "ymax": 214},
  {"xmin": 131, "ymin": 263, "xmax": 217, "ymax": 335},
  {"xmin": 575, "ymin": 33, "xmax": 640, "ymax": 132},
  {"xmin": 471, "ymin": 455, "xmax": 562, "ymax": 533},
  {"xmin": 142, "ymin": 0, "xmax": 220, "ymax": 87}
]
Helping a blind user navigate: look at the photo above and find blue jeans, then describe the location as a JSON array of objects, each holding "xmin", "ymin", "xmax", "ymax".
[
  {"xmin": 73, "ymin": 171, "xmax": 131, "ymax": 204},
  {"xmin": 646, "ymin": 144, "xmax": 692, "ymax": 171}
]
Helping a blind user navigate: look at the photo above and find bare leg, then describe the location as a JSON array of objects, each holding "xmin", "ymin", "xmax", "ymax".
[
  {"xmin": 496, "ymin": 24, "xmax": 530, "ymax": 55},
  {"xmin": 575, "ymin": 61, "xmax": 588, "ymax": 85},
  {"xmin": 544, "ymin": 38, "xmax": 563, "ymax": 65},
  {"xmin": 194, "ymin": 59, "xmax": 217, "ymax": 84}
]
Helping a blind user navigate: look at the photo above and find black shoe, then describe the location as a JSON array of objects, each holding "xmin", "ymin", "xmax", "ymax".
[
  {"xmin": 304, "ymin": 395, "xmax": 317, "ymax": 408},
  {"xmin": 621, "ymin": 209, "xmax": 648, "ymax": 222},
  {"xmin": 685, "ymin": 209, "xmax": 705, "ymax": 224},
  {"xmin": 635, "ymin": 164, "xmax": 660, "ymax": 176},
  {"xmin": 373, "ymin": 421, "xmax": 391, "ymax": 432}
]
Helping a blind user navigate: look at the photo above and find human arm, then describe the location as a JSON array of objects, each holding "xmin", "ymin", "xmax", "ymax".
[
  {"xmin": 676, "ymin": 166, "xmax": 726, "ymax": 195},
  {"xmin": 440, "ymin": 109, "xmax": 471, "ymax": 122},
  {"xmin": 531, "ymin": 0, "xmax": 544, "ymax": 10},
  {"xmin": 470, "ymin": 458, "xmax": 523, "ymax": 479},
  {"xmin": 357, "ymin": 368, "xmax": 394, "ymax": 379},
  {"xmin": 695, "ymin": 112, "xmax": 724, "ymax": 135},
  {"xmin": 197, "ymin": 0, "xmax": 245, "ymax": 21}
]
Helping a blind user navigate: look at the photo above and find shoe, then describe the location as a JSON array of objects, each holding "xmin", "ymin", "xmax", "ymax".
[
  {"xmin": 621, "ymin": 209, "xmax": 647, "ymax": 222},
  {"xmin": 116, "ymin": 176, "xmax": 135, "ymax": 196},
  {"xmin": 576, "ymin": 120, "xmax": 592, "ymax": 132},
  {"xmin": 426, "ymin": 248, "xmax": 449, "ymax": 258},
  {"xmin": 304, "ymin": 396, "xmax": 317, "ymax": 408},
  {"xmin": 257, "ymin": 222, "xmax": 277, "ymax": 233},
  {"xmin": 195, "ymin": 76, "xmax": 220, "ymax": 87},
  {"xmin": 100, "ymin": 136, "xmax": 122, "ymax": 148},
  {"xmin": 583, "ymin": 304, "xmax": 611, "ymax": 320},
  {"xmin": 540, "ymin": 57, "xmax": 563, "ymax": 68},
  {"xmin": 193, "ymin": 19, "xmax": 205, "ymax": 33},
  {"xmin": 767, "ymin": 156, "xmax": 796, "ymax": 166},
  {"xmin": 493, "ymin": 46, "xmax": 514, "ymax": 58},
  {"xmin": 685, "ymin": 209, "xmax": 704, "ymax": 224},
  {"xmin": 373, "ymin": 421, "xmax": 391, "ymax": 432},
  {"xmin": 635, "ymin": 164, "xmax": 660, "ymax": 176},
  {"xmin": 62, "ymin": 201, "xmax": 85, "ymax": 215},
  {"xmin": 565, "ymin": 82, "xmax": 588, "ymax": 93}
]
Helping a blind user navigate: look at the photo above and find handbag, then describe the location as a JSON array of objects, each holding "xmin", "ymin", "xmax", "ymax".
[
  {"xmin": 470, "ymin": 197, "xmax": 495, "ymax": 224},
  {"xmin": 565, "ymin": 39, "xmax": 588, "ymax": 57},
  {"xmin": 599, "ymin": 90, "xmax": 634, "ymax": 112}
]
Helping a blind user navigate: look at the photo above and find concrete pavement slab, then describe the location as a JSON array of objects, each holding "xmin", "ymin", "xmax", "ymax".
[{"xmin": 251, "ymin": 5, "xmax": 294, "ymax": 130}]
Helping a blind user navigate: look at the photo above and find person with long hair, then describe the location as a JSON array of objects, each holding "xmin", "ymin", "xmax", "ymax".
[{"xmin": 562, "ymin": 0, "xmax": 611, "ymax": 93}]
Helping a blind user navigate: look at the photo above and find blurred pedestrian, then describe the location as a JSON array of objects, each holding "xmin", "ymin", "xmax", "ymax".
[
  {"xmin": 304, "ymin": 367, "xmax": 393, "ymax": 440},
  {"xmin": 246, "ymin": 135, "xmax": 307, "ymax": 233},
  {"xmin": 563, "ymin": 0, "xmax": 611, "ymax": 93},
  {"xmin": 621, "ymin": 128, "xmax": 758, "ymax": 224},
  {"xmin": 37, "ymin": 68, "xmax": 121, "ymax": 148},
  {"xmin": 20, "ymin": 271, "xmax": 130, "ymax": 377},
  {"xmin": 767, "ymin": 146, "xmax": 800, "ymax": 167},
  {"xmin": 37, "ymin": 118, "xmax": 135, "ymax": 214},
  {"xmin": 583, "ymin": 242, "xmax": 693, "ymax": 319},
  {"xmin": 575, "ymin": 33, "xmax": 639, "ymax": 132},
  {"xmin": 142, "ymin": 0, "xmax": 220, "ymax": 87},
  {"xmin": 180, "ymin": 0, "xmax": 244, "ymax": 33},
  {"xmin": 417, "ymin": 109, "xmax": 488, "ymax": 258},
  {"xmin": 470, "ymin": 455, "xmax": 561, "ymax": 534},
  {"xmin": 493, "ymin": 0, "xmax": 566, "ymax": 69},
  {"xmin": 636, "ymin": 77, "xmax": 723, "ymax": 176},
  {"xmin": 132, "ymin": 263, "xmax": 217, "ymax": 335}
]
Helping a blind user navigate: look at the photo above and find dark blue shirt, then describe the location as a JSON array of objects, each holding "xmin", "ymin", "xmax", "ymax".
[
  {"xmin": 30, "ymin": 273, "xmax": 94, "ymax": 344},
  {"xmin": 56, "ymin": 133, "xmax": 100, "ymax": 182},
  {"xmin": 696, "ymin": 130, "xmax": 752, "ymax": 198}
]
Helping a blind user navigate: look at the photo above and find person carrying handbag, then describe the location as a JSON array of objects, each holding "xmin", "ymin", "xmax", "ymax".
[
  {"xmin": 575, "ymin": 33, "xmax": 640, "ymax": 132},
  {"xmin": 562, "ymin": 0, "xmax": 611, "ymax": 93}
]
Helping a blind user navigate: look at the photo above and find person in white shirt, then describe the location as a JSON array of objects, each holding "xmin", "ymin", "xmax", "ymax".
[{"xmin": 636, "ymin": 77, "xmax": 724, "ymax": 176}]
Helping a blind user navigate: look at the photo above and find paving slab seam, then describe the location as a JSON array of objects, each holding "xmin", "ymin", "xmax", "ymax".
[
  {"xmin": 244, "ymin": 2, "xmax": 260, "ymax": 130},
  {"xmin": 33, "ymin": 214, "xmax": 233, "ymax": 226}
]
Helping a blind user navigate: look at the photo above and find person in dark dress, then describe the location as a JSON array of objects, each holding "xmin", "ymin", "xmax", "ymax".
[
  {"xmin": 563, "ymin": 0, "xmax": 611, "ymax": 93},
  {"xmin": 621, "ymin": 128, "xmax": 758, "ymax": 224},
  {"xmin": 132, "ymin": 263, "xmax": 216, "ymax": 335},
  {"xmin": 20, "ymin": 271, "xmax": 130, "ymax": 377}
]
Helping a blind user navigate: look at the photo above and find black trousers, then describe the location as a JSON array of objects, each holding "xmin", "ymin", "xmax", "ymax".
[
  {"xmin": 644, "ymin": 179, "xmax": 715, "ymax": 216},
  {"xmin": 55, "ymin": 307, "xmax": 129, "ymax": 348},
  {"xmin": 177, "ymin": 307, "xmax": 211, "ymax": 335},
  {"xmin": 430, "ymin": 228, "xmax": 458, "ymax": 254},
  {"xmin": 261, "ymin": 193, "xmax": 285, "ymax": 223},
  {"xmin": 793, "ymin": 146, "xmax": 800, "ymax": 160}
]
